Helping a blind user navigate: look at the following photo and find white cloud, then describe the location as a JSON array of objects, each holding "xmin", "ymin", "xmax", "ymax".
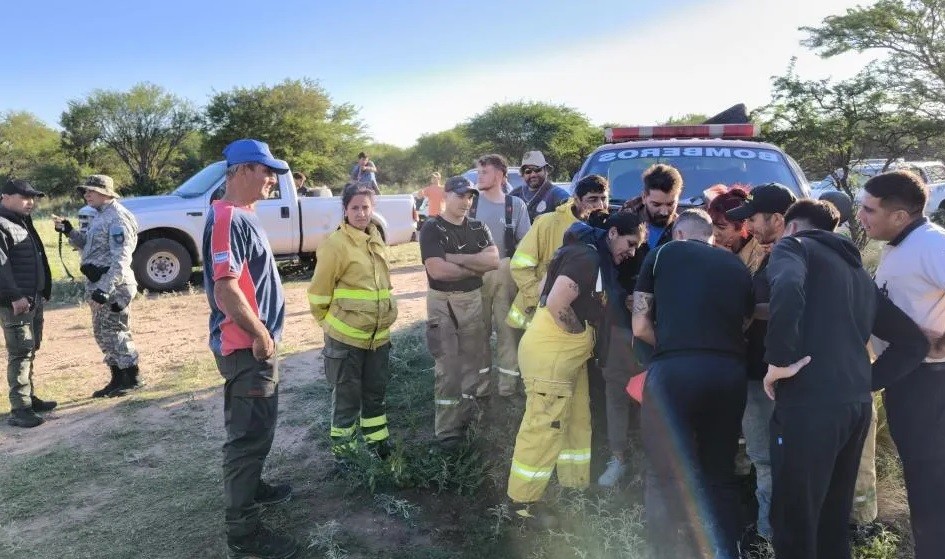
[{"xmin": 352, "ymin": 0, "xmax": 878, "ymax": 147}]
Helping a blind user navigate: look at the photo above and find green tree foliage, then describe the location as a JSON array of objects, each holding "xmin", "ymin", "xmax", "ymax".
[
  {"xmin": 204, "ymin": 79, "xmax": 367, "ymax": 186},
  {"xmin": 465, "ymin": 102, "xmax": 600, "ymax": 179},
  {"xmin": 760, "ymin": 60, "xmax": 945, "ymax": 248},
  {"xmin": 802, "ymin": 0, "xmax": 945, "ymax": 111},
  {"xmin": 410, "ymin": 127, "xmax": 479, "ymax": 180},
  {"xmin": 366, "ymin": 142, "xmax": 417, "ymax": 188},
  {"xmin": 60, "ymin": 83, "xmax": 200, "ymax": 195},
  {"xmin": 0, "ymin": 111, "xmax": 84, "ymax": 195},
  {"xmin": 661, "ymin": 113, "xmax": 710, "ymax": 125}
]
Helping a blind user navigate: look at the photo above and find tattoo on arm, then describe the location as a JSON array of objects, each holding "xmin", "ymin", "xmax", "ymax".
[
  {"xmin": 632, "ymin": 292, "xmax": 654, "ymax": 317},
  {"xmin": 557, "ymin": 307, "xmax": 585, "ymax": 334}
]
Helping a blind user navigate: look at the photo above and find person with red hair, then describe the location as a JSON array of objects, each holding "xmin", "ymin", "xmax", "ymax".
[{"xmin": 705, "ymin": 185, "xmax": 766, "ymax": 274}]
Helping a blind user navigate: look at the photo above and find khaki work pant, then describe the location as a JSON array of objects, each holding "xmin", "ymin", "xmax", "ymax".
[
  {"xmin": 508, "ymin": 307, "xmax": 595, "ymax": 503},
  {"xmin": 476, "ymin": 258, "xmax": 522, "ymax": 397},
  {"xmin": 851, "ymin": 393, "xmax": 879, "ymax": 524},
  {"xmin": 2, "ymin": 299, "xmax": 44, "ymax": 410},
  {"xmin": 426, "ymin": 289, "xmax": 486, "ymax": 442}
]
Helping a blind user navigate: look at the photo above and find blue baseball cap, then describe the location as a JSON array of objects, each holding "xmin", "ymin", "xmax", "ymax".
[{"xmin": 223, "ymin": 139, "xmax": 290, "ymax": 174}]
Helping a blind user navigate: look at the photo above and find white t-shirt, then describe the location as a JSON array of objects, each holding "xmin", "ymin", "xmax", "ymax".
[{"xmin": 871, "ymin": 219, "xmax": 945, "ymax": 363}]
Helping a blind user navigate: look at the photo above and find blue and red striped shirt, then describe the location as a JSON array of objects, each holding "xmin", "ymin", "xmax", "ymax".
[{"xmin": 203, "ymin": 200, "xmax": 285, "ymax": 356}]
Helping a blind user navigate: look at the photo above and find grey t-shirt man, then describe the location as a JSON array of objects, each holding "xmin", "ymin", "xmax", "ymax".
[{"xmin": 473, "ymin": 195, "xmax": 531, "ymax": 258}]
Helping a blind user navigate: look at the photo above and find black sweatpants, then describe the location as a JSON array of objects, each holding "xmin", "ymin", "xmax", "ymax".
[
  {"xmin": 884, "ymin": 362, "xmax": 945, "ymax": 559},
  {"xmin": 587, "ymin": 358, "xmax": 609, "ymax": 477},
  {"xmin": 770, "ymin": 402, "xmax": 871, "ymax": 559},
  {"xmin": 642, "ymin": 354, "xmax": 747, "ymax": 559}
]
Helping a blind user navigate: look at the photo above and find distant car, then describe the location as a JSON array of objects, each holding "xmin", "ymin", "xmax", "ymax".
[{"xmin": 813, "ymin": 159, "xmax": 945, "ymax": 214}]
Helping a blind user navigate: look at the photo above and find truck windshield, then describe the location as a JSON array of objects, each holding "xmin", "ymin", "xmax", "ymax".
[
  {"xmin": 582, "ymin": 145, "xmax": 801, "ymax": 206},
  {"xmin": 172, "ymin": 162, "xmax": 226, "ymax": 198}
]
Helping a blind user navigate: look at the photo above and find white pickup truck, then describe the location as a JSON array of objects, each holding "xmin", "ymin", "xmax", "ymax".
[{"xmin": 112, "ymin": 161, "xmax": 417, "ymax": 292}]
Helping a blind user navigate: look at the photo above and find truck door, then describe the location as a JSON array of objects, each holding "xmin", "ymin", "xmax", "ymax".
[{"xmin": 254, "ymin": 174, "xmax": 300, "ymax": 255}]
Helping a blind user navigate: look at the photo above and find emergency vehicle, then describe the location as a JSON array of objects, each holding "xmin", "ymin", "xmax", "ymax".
[{"xmin": 572, "ymin": 123, "xmax": 812, "ymax": 207}]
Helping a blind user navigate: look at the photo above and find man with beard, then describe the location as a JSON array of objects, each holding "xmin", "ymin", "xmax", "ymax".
[
  {"xmin": 509, "ymin": 151, "xmax": 570, "ymax": 223},
  {"xmin": 622, "ymin": 163, "xmax": 683, "ymax": 251}
]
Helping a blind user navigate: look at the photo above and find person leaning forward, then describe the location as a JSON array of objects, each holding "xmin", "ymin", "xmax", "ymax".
[
  {"xmin": 55, "ymin": 174, "xmax": 142, "ymax": 398},
  {"xmin": 419, "ymin": 176, "xmax": 499, "ymax": 451},
  {"xmin": 202, "ymin": 139, "xmax": 298, "ymax": 559},
  {"xmin": 1, "ymin": 179, "xmax": 55, "ymax": 428}
]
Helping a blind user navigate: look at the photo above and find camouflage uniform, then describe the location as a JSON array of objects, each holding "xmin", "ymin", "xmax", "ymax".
[{"xmin": 68, "ymin": 196, "xmax": 139, "ymax": 370}]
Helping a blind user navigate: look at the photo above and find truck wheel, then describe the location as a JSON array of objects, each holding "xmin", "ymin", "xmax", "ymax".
[{"xmin": 133, "ymin": 238, "xmax": 193, "ymax": 292}]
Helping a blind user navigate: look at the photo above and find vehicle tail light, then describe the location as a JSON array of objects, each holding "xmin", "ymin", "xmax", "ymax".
[{"xmin": 605, "ymin": 124, "xmax": 759, "ymax": 143}]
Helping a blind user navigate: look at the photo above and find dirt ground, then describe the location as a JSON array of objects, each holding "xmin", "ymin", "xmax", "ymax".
[{"xmin": 0, "ymin": 264, "xmax": 430, "ymax": 453}]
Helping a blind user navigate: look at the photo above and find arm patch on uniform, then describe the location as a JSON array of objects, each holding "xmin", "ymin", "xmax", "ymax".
[{"xmin": 109, "ymin": 224, "xmax": 126, "ymax": 245}]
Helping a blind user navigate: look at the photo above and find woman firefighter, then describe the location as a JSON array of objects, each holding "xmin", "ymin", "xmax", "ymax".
[
  {"xmin": 507, "ymin": 185, "xmax": 645, "ymax": 523},
  {"xmin": 308, "ymin": 184, "xmax": 398, "ymax": 459}
]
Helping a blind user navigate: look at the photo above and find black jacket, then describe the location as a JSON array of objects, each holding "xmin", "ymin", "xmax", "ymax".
[
  {"xmin": 0, "ymin": 206, "xmax": 52, "ymax": 306},
  {"xmin": 765, "ymin": 229, "xmax": 928, "ymax": 407}
]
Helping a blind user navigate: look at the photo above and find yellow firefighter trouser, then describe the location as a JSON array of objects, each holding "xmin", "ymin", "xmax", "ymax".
[
  {"xmin": 851, "ymin": 393, "xmax": 880, "ymax": 523},
  {"xmin": 508, "ymin": 307, "xmax": 595, "ymax": 503},
  {"xmin": 426, "ymin": 289, "xmax": 486, "ymax": 442},
  {"xmin": 476, "ymin": 258, "xmax": 522, "ymax": 398}
]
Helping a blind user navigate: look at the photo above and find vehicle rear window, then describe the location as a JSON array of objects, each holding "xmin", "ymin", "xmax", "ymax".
[{"xmin": 581, "ymin": 145, "xmax": 801, "ymax": 205}]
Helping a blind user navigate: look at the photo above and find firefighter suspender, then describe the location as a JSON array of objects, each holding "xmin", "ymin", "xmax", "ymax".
[{"xmin": 469, "ymin": 195, "xmax": 517, "ymax": 258}]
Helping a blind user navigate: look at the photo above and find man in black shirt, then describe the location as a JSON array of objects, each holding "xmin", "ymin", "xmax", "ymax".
[
  {"xmin": 761, "ymin": 200, "xmax": 928, "ymax": 559},
  {"xmin": 724, "ymin": 182, "xmax": 796, "ymax": 544},
  {"xmin": 419, "ymin": 176, "xmax": 499, "ymax": 449},
  {"xmin": 632, "ymin": 209, "xmax": 753, "ymax": 559}
]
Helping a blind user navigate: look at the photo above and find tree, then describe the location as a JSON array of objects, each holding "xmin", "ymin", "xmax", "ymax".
[
  {"xmin": 0, "ymin": 111, "xmax": 84, "ymax": 195},
  {"xmin": 802, "ymin": 0, "xmax": 945, "ymax": 113},
  {"xmin": 410, "ymin": 127, "xmax": 480, "ymax": 180},
  {"xmin": 465, "ymin": 102, "xmax": 600, "ymax": 178},
  {"xmin": 366, "ymin": 143, "xmax": 416, "ymax": 188},
  {"xmin": 204, "ymin": 79, "xmax": 367, "ymax": 186},
  {"xmin": 60, "ymin": 83, "xmax": 200, "ymax": 195},
  {"xmin": 661, "ymin": 113, "xmax": 710, "ymax": 125},
  {"xmin": 759, "ymin": 60, "xmax": 945, "ymax": 248}
]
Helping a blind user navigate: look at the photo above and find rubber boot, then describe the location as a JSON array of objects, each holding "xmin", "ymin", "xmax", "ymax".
[{"xmin": 92, "ymin": 365, "xmax": 123, "ymax": 398}]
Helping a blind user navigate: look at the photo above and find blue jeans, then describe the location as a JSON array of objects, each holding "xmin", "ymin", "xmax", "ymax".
[{"xmin": 742, "ymin": 380, "xmax": 775, "ymax": 539}]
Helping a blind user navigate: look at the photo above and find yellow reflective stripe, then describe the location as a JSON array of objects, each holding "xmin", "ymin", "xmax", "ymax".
[
  {"xmin": 435, "ymin": 398, "xmax": 459, "ymax": 406},
  {"xmin": 330, "ymin": 425, "xmax": 357, "ymax": 438},
  {"xmin": 507, "ymin": 305, "xmax": 530, "ymax": 328},
  {"xmin": 510, "ymin": 252, "xmax": 537, "ymax": 268},
  {"xmin": 333, "ymin": 288, "xmax": 391, "ymax": 300},
  {"xmin": 376, "ymin": 329, "xmax": 390, "ymax": 340},
  {"xmin": 308, "ymin": 293, "xmax": 332, "ymax": 305},
  {"xmin": 324, "ymin": 313, "xmax": 375, "ymax": 340},
  {"xmin": 360, "ymin": 414, "xmax": 388, "ymax": 428},
  {"xmin": 364, "ymin": 427, "xmax": 389, "ymax": 442},
  {"xmin": 557, "ymin": 449, "xmax": 592, "ymax": 464},
  {"xmin": 510, "ymin": 459, "xmax": 554, "ymax": 481}
]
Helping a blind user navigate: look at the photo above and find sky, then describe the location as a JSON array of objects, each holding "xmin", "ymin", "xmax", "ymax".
[{"xmin": 1, "ymin": 0, "xmax": 878, "ymax": 148}]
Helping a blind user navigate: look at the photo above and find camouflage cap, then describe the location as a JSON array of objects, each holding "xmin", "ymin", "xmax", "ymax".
[{"xmin": 77, "ymin": 175, "xmax": 121, "ymax": 198}]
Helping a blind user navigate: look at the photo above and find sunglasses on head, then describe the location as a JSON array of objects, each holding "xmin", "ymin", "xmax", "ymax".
[{"xmin": 522, "ymin": 167, "xmax": 544, "ymax": 175}]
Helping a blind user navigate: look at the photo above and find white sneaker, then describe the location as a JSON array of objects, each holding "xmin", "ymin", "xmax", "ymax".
[{"xmin": 597, "ymin": 456, "xmax": 627, "ymax": 487}]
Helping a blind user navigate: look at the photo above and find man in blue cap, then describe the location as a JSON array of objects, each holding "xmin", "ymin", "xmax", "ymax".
[{"xmin": 203, "ymin": 139, "xmax": 297, "ymax": 559}]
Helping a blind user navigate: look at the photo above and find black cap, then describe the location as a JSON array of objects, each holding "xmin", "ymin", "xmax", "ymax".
[
  {"xmin": 2, "ymin": 179, "xmax": 45, "ymax": 198},
  {"xmin": 725, "ymin": 183, "xmax": 796, "ymax": 221},
  {"xmin": 444, "ymin": 175, "xmax": 478, "ymax": 196}
]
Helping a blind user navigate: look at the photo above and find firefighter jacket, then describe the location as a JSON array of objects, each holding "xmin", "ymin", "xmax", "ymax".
[
  {"xmin": 308, "ymin": 222, "xmax": 398, "ymax": 350},
  {"xmin": 506, "ymin": 199, "xmax": 578, "ymax": 329}
]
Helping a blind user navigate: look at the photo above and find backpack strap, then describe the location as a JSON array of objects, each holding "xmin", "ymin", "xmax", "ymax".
[{"xmin": 504, "ymin": 196, "xmax": 516, "ymax": 258}]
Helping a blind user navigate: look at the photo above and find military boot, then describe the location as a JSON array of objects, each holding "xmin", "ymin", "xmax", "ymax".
[
  {"xmin": 110, "ymin": 365, "xmax": 144, "ymax": 398},
  {"xmin": 92, "ymin": 365, "xmax": 123, "ymax": 398},
  {"xmin": 31, "ymin": 395, "xmax": 58, "ymax": 413},
  {"xmin": 7, "ymin": 408, "xmax": 44, "ymax": 428}
]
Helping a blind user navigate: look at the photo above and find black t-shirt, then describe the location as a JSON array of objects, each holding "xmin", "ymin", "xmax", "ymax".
[
  {"xmin": 745, "ymin": 255, "xmax": 770, "ymax": 380},
  {"xmin": 634, "ymin": 239, "xmax": 753, "ymax": 360},
  {"xmin": 419, "ymin": 216, "xmax": 494, "ymax": 292},
  {"xmin": 541, "ymin": 243, "xmax": 603, "ymax": 325}
]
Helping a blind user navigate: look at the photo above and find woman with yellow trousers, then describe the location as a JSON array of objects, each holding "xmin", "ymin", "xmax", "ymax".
[
  {"xmin": 309, "ymin": 185, "xmax": 398, "ymax": 459},
  {"xmin": 508, "ymin": 206, "xmax": 644, "ymax": 524}
]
